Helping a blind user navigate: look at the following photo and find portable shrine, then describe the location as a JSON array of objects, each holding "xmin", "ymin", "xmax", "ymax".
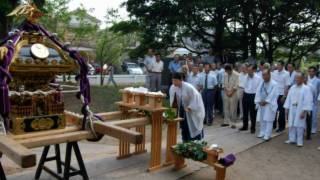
[{"xmin": 0, "ymin": 2, "xmax": 196, "ymax": 180}]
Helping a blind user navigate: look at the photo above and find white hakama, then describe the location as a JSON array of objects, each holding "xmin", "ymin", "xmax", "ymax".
[
  {"xmin": 284, "ymin": 84, "xmax": 313, "ymax": 146},
  {"xmin": 255, "ymin": 80, "xmax": 278, "ymax": 140}
]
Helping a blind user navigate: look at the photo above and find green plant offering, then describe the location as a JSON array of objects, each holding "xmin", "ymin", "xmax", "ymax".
[
  {"xmin": 173, "ymin": 141, "xmax": 208, "ymax": 161},
  {"xmin": 163, "ymin": 107, "xmax": 176, "ymax": 121}
]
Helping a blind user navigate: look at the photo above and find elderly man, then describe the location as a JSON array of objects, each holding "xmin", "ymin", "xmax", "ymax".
[
  {"xmin": 284, "ymin": 72, "xmax": 313, "ymax": 147},
  {"xmin": 255, "ymin": 69, "xmax": 279, "ymax": 141},
  {"xmin": 169, "ymin": 73, "xmax": 205, "ymax": 142},
  {"xmin": 222, "ymin": 64, "xmax": 239, "ymax": 128},
  {"xmin": 307, "ymin": 66, "xmax": 320, "ymax": 134}
]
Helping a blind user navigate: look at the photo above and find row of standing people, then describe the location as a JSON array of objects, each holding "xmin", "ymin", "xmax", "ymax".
[
  {"xmin": 184, "ymin": 60, "xmax": 320, "ymax": 148},
  {"xmin": 144, "ymin": 50, "xmax": 320, "ymax": 148}
]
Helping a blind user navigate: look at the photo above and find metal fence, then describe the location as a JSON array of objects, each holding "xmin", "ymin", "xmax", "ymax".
[{"xmin": 56, "ymin": 75, "xmax": 147, "ymax": 85}]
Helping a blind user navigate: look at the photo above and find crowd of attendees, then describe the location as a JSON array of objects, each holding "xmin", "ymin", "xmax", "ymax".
[{"xmin": 144, "ymin": 48, "xmax": 320, "ymax": 149}]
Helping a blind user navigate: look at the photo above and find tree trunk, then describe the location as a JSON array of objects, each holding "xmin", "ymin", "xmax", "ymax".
[
  {"xmin": 213, "ymin": 7, "xmax": 226, "ymax": 62},
  {"xmin": 242, "ymin": 25, "xmax": 249, "ymax": 60},
  {"xmin": 100, "ymin": 60, "xmax": 104, "ymax": 86},
  {"xmin": 0, "ymin": 15, "xmax": 8, "ymax": 40},
  {"xmin": 100, "ymin": 71, "xmax": 104, "ymax": 86},
  {"xmin": 265, "ymin": 13, "xmax": 274, "ymax": 63},
  {"xmin": 249, "ymin": 31, "xmax": 257, "ymax": 59}
]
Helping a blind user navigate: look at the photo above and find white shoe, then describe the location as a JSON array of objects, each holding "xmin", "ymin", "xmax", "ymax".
[
  {"xmin": 257, "ymin": 134, "xmax": 264, "ymax": 138},
  {"xmin": 263, "ymin": 137, "xmax": 270, "ymax": 141},
  {"xmin": 317, "ymin": 147, "xmax": 320, "ymax": 151},
  {"xmin": 285, "ymin": 140, "xmax": 293, "ymax": 144},
  {"xmin": 297, "ymin": 144, "xmax": 303, "ymax": 147}
]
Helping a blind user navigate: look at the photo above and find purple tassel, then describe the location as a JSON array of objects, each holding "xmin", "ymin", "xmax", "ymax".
[{"xmin": 218, "ymin": 154, "xmax": 236, "ymax": 167}]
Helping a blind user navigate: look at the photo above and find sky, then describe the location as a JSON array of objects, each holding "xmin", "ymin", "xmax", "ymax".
[{"xmin": 68, "ymin": 0, "xmax": 129, "ymax": 28}]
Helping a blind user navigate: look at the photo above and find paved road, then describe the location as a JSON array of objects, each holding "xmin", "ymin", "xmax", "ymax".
[
  {"xmin": 5, "ymin": 117, "xmax": 283, "ymax": 180},
  {"xmin": 57, "ymin": 75, "xmax": 147, "ymax": 86}
]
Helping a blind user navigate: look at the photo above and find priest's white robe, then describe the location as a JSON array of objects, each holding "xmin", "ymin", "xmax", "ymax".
[
  {"xmin": 255, "ymin": 80, "xmax": 279, "ymax": 140},
  {"xmin": 284, "ymin": 84, "xmax": 313, "ymax": 145},
  {"xmin": 169, "ymin": 82, "xmax": 205, "ymax": 138}
]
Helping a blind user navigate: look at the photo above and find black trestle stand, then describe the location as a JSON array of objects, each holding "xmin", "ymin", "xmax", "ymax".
[
  {"xmin": 0, "ymin": 158, "xmax": 7, "ymax": 180},
  {"xmin": 35, "ymin": 141, "xmax": 89, "ymax": 180}
]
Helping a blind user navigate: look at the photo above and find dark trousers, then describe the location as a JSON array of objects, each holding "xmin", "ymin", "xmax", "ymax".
[
  {"xmin": 179, "ymin": 104, "xmax": 204, "ymax": 142},
  {"xmin": 242, "ymin": 93, "xmax": 256, "ymax": 131},
  {"xmin": 274, "ymin": 95, "xmax": 286, "ymax": 130},
  {"xmin": 202, "ymin": 89, "xmax": 215, "ymax": 124},
  {"xmin": 214, "ymin": 87, "xmax": 223, "ymax": 114},
  {"xmin": 306, "ymin": 112, "xmax": 312, "ymax": 140}
]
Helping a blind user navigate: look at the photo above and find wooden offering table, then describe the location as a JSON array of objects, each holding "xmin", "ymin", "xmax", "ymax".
[
  {"xmin": 171, "ymin": 147, "xmax": 230, "ymax": 180},
  {"xmin": 115, "ymin": 89, "xmax": 181, "ymax": 172}
]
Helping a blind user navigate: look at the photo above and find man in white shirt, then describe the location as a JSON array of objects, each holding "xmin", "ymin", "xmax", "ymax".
[
  {"xmin": 210, "ymin": 63, "xmax": 219, "ymax": 78},
  {"xmin": 240, "ymin": 64, "xmax": 261, "ymax": 133},
  {"xmin": 272, "ymin": 61, "xmax": 290, "ymax": 132},
  {"xmin": 287, "ymin": 63, "xmax": 297, "ymax": 87},
  {"xmin": 238, "ymin": 63, "xmax": 248, "ymax": 119},
  {"xmin": 199, "ymin": 63, "xmax": 218, "ymax": 126},
  {"xmin": 187, "ymin": 65, "xmax": 201, "ymax": 90},
  {"xmin": 144, "ymin": 48, "xmax": 156, "ymax": 89},
  {"xmin": 216, "ymin": 62, "xmax": 225, "ymax": 115},
  {"xmin": 307, "ymin": 66, "xmax": 320, "ymax": 134},
  {"xmin": 150, "ymin": 53, "xmax": 164, "ymax": 92},
  {"xmin": 284, "ymin": 72, "xmax": 313, "ymax": 147},
  {"xmin": 256, "ymin": 61, "xmax": 265, "ymax": 78}
]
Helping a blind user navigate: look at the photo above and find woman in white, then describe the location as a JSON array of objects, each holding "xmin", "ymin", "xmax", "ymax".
[
  {"xmin": 284, "ymin": 72, "xmax": 313, "ymax": 147},
  {"xmin": 255, "ymin": 69, "xmax": 279, "ymax": 141}
]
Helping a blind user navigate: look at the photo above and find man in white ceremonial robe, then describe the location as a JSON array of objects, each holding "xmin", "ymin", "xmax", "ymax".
[
  {"xmin": 170, "ymin": 73, "xmax": 205, "ymax": 142},
  {"xmin": 255, "ymin": 70, "xmax": 279, "ymax": 141},
  {"xmin": 284, "ymin": 72, "xmax": 313, "ymax": 147}
]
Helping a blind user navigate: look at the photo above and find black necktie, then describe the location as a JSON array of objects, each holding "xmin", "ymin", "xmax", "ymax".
[{"xmin": 205, "ymin": 74, "xmax": 208, "ymax": 90}]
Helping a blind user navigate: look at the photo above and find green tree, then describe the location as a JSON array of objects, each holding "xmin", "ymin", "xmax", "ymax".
[
  {"xmin": 96, "ymin": 30, "xmax": 127, "ymax": 86},
  {"xmin": 122, "ymin": 0, "xmax": 320, "ymax": 63},
  {"xmin": 38, "ymin": 0, "xmax": 71, "ymax": 40},
  {"xmin": 68, "ymin": 6, "xmax": 99, "ymax": 47}
]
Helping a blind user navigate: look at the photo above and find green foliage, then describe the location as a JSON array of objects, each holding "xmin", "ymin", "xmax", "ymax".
[
  {"xmin": 173, "ymin": 141, "xmax": 208, "ymax": 161},
  {"xmin": 163, "ymin": 107, "xmax": 176, "ymax": 121},
  {"xmin": 96, "ymin": 30, "xmax": 126, "ymax": 66},
  {"xmin": 38, "ymin": 0, "xmax": 71, "ymax": 40},
  {"xmin": 121, "ymin": 0, "xmax": 320, "ymax": 63},
  {"xmin": 67, "ymin": 5, "xmax": 99, "ymax": 46}
]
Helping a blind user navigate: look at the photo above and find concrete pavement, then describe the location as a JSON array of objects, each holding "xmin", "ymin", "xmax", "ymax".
[{"xmin": 5, "ymin": 119, "xmax": 282, "ymax": 180}]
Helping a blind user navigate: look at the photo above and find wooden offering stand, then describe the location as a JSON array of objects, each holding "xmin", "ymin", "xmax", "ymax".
[
  {"xmin": 171, "ymin": 147, "xmax": 230, "ymax": 180},
  {"xmin": 116, "ymin": 89, "xmax": 181, "ymax": 172}
]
